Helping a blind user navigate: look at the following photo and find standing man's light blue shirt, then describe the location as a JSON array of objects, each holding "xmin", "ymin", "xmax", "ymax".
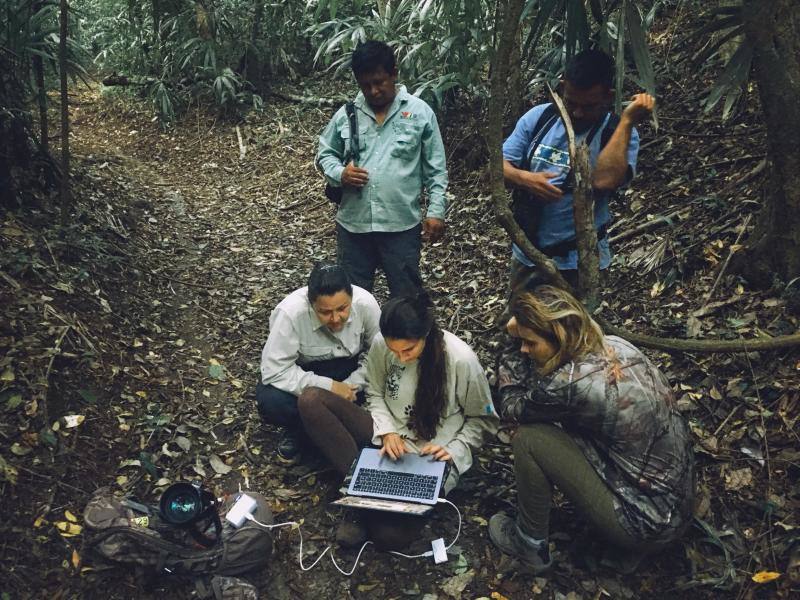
[
  {"xmin": 503, "ymin": 103, "xmax": 640, "ymax": 269},
  {"xmin": 316, "ymin": 85, "xmax": 448, "ymax": 234}
]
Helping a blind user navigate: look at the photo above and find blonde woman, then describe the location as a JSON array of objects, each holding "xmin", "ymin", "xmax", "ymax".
[{"xmin": 490, "ymin": 286, "xmax": 694, "ymax": 573}]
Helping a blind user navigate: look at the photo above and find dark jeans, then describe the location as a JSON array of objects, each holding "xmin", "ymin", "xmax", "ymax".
[
  {"xmin": 336, "ymin": 223, "xmax": 422, "ymax": 298},
  {"xmin": 255, "ymin": 356, "xmax": 360, "ymax": 430}
]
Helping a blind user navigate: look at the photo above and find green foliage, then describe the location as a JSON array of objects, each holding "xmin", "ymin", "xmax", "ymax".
[
  {"xmin": 1, "ymin": 0, "xmax": 88, "ymax": 89},
  {"xmin": 677, "ymin": 3, "xmax": 751, "ymax": 120},
  {"xmin": 521, "ymin": 0, "xmax": 659, "ymax": 109},
  {"xmin": 307, "ymin": 0, "xmax": 494, "ymax": 111},
  {"xmin": 74, "ymin": 0, "xmax": 308, "ymax": 124}
]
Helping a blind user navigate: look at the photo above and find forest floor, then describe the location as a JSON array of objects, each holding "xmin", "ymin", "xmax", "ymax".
[{"xmin": 2, "ymin": 62, "xmax": 800, "ymax": 599}]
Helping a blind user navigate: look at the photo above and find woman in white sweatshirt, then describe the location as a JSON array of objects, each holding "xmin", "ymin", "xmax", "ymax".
[{"xmin": 298, "ymin": 289, "xmax": 498, "ymax": 550}]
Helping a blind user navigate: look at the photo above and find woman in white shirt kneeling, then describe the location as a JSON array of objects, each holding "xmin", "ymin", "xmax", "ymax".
[
  {"xmin": 257, "ymin": 263, "xmax": 380, "ymax": 463},
  {"xmin": 298, "ymin": 289, "xmax": 498, "ymax": 550}
]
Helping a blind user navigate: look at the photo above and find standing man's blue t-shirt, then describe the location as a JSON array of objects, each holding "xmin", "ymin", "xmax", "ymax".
[{"xmin": 502, "ymin": 103, "xmax": 640, "ymax": 270}]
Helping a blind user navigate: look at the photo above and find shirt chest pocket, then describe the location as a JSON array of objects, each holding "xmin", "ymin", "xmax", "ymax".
[
  {"xmin": 391, "ymin": 131, "xmax": 420, "ymax": 159},
  {"xmin": 298, "ymin": 344, "xmax": 335, "ymax": 361}
]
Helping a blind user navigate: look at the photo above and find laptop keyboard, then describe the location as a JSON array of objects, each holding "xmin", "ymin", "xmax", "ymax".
[{"xmin": 352, "ymin": 468, "xmax": 438, "ymax": 501}]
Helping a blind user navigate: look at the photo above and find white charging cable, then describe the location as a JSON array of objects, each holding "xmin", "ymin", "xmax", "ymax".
[
  {"xmin": 244, "ymin": 514, "xmax": 373, "ymax": 575},
  {"xmin": 243, "ymin": 516, "xmax": 330, "ymax": 571},
  {"xmin": 388, "ymin": 498, "xmax": 462, "ymax": 559},
  {"xmin": 244, "ymin": 498, "xmax": 461, "ymax": 577},
  {"xmin": 245, "ymin": 496, "xmax": 462, "ymax": 574}
]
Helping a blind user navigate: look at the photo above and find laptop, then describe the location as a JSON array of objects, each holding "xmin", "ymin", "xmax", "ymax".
[{"xmin": 332, "ymin": 447, "xmax": 447, "ymax": 516}]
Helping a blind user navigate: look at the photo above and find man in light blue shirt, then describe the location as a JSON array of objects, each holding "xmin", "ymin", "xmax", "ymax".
[
  {"xmin": 503, "ymin": 49, "xmax": 655, "ymax": 290},
  {"xmin": 316, "ymin": 41, "xmax": 448, "ymax": 297}
]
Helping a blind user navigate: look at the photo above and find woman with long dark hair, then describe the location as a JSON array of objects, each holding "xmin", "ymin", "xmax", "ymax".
[
  {"xmin": 298, "ymin": 290, "xmax": 498, "ymax": 549},
  {"xmin": 490, "ymin": 285, "xmax": 694, "ymax": 573}
]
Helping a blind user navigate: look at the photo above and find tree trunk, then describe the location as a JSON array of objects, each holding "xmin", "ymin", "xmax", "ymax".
[
  {"xmin": 33, "ymin": 54, "xmax": 49, "ymax": 154},
  {"xmin": 244, "ymin": 0, "xmax": 264, "ymax": 86},
  {"xmin": 0, "ymin": 59, "xmax": 20, "ymax": 208},
  {"xmin": 33, "ymin": 0, "xmax": 48, "ymax": 155},
  {"xmin": 506, "ymin": 28, "xmax": 526, "ymax": 121},
  {"xmin": 59, "ymin": 0, "xmax": 71, "ymax": 224},
  {"xmin": 548, "ymin": 89, "xmax": 600, "ymax": 305},
  {"xmin": 735, "ymin": 0, "xmax": 800, "ymax": 284},
  {"xmin": 487, "ymin": 0, "xmax": 571, "ymax": 292}
]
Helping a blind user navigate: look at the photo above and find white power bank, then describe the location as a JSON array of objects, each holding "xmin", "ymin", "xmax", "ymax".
[
  {"xmin": 225, "ymin": 494, "xmax": 257, "ymax": 528},
  {"xmin": 431, "ymin": 537, "xmax": 448, "ymax": 564}
]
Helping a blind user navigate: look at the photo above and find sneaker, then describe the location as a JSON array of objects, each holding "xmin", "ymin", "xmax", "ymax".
[
  {"xmin": 335, "ymin": 511, "xmax": 368, "ymax": 548},
  {"xmin": 277, "ymin": 429, "xmax": 302, "ymax": 464},
  {"xmin": 489, "ymin": 513, "xmax": 553, "ymax": 573}
]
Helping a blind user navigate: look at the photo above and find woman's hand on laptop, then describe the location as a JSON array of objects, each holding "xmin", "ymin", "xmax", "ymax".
[
  {"xmin": 380, "ymin": 433, "xmax": 408, "ymax": 460},
  {"xmin": 419, "ymin": 444, "xmax": 452, "ymax": 462}
]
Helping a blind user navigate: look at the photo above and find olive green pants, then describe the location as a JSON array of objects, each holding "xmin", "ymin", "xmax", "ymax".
[{"xmin": 513, "ymin": 423, "xmax": 645, "ymax": 550}]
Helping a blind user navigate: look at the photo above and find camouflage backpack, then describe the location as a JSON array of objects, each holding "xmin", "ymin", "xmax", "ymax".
[{"xmin": 83, "ymin": 487, "xmax": 273, "ymax": 599}]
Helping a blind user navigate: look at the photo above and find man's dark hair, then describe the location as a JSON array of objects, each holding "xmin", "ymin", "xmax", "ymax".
[
  {"xmin": 564, "ymin": 49, "xmax": 614, "ymax": 90},
  {"xmin": 307, "ymin": 262, "xmax": 352, "ymax": 303},
  {"xmin": 351, "ymin": 40, "xmax": 396, "ymax": 77}
]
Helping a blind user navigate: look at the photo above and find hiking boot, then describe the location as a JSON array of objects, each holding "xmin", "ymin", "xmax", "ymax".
[
  {"xmin": 335, "ymin": 511, "xmax": 368, "ymax": 548},
  {"xmin": 489, "ymin": 513, "xmax": 552, "ymax": 573},
  {"xmin": 277, "ymin": 429, "xmax": 302, "ymax": 464}
]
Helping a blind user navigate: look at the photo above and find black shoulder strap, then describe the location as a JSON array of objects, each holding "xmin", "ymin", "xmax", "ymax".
[
  {"xmin": 591, "ymin": 112, "xmax": 620, "ymax": 148},
  {"xmin": 345, "ymin": 102, "xmax": 359, "ymax": 164},
  {"xmin": 521, "ymin": 103, "xmax": 559, "ymax": 171}
]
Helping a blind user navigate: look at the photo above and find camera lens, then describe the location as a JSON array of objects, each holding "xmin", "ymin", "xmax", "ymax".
[
  {"xmin": 160, "ymin": 482, "xmax": 203, "ymax": 525},
  {"xmin": 168, "ymin": 493, "xmax": 198, "ymax": 521}
]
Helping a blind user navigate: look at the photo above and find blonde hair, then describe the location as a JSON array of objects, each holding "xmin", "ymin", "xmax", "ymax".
[{"xmin": 511, "ymin": 285, "xmax": 605, "ymax": 373}]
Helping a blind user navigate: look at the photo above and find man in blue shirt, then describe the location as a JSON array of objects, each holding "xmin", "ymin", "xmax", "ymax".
[
  {"xmin": 317, "ymin": 41, "xmax": 448, "ymax": 297},
  {"xmin": 503, "ymin": 49, "xmax": 655, "ymax": 290}
]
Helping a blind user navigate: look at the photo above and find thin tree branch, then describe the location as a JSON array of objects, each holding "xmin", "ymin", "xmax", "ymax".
[
  {"xmin": 548, "ymin": 85, "xmax": 599, "ymax": 306},
  {"xmin": 487, "ymin": 0, "xmax": 570, "ymax": 292}
]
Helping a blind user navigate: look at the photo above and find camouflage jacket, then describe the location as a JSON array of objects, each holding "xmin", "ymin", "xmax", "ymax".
[{"xmin": 497, "ymin": 335, "xmax": 694, "ymax": 543}]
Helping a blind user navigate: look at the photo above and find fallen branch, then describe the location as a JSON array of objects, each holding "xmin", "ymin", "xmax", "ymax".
[
  {"xmin": 703, "ymin": 154, "xmax": 765, "ymax": 170},
  {"xmin": 610, "ymin": 208, "xmax": 688, "ymax": 244},
  {"xmin": 42, "ymin": 325, "xmax": 71, "ymax": 424},
  {"xmin": 597, "ymin": 316, "xmax": 800, "ymax": 353},
  {"xmin": 235, "ymin": 126, "xmax": 246, "ymax": 160},
  {"xmin": 269, "ymin": 90, "xmax": 346, "ymax": 107},
  {"xmin": 719, "ymin": 158, "xmax": 767, "ymax": 195},
  {"xmin": 702, "ymin": 214, "xmax": 752, "ymax": 306}
]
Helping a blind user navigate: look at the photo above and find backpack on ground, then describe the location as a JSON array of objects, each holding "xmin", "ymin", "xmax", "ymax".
[{"xmin": 82, "ymin": 487, "xmax": 273, "ymax": 599}]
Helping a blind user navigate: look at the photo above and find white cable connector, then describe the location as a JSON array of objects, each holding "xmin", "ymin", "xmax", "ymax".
[
  {"xmin": 380, "ymin": 498, "xmax": 462, "ymax": 560},
  {"xmin": 226, "ymin": 494, "xmax": 257, "ymax": 528}
]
